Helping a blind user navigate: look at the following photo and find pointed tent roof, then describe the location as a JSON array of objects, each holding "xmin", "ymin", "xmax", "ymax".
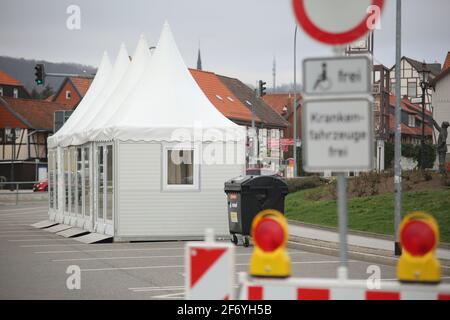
[
  {"xmin": 89, "ymin": 35, "xmax": 151, "ymax": 132},
  {"xmin": 61, "ymin": 44, "xmax": 130, "ymax": 147},
  {"xmin": 48, "ymin": 51, "xmax": 112, "ymax": 148},
  {"xmin": 96, "ymin": 22, "xmax": 242, "ymax": 142}
]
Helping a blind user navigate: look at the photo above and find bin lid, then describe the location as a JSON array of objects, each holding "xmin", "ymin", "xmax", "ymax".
[{"xmin": 224, "ymin": 175, "xmax": 288, "ymax": 192}]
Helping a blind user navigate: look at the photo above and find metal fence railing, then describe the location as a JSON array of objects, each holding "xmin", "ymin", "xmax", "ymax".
[{"xmin": 0, "ymin": 181, "xmax": 47, "ymax": 205}]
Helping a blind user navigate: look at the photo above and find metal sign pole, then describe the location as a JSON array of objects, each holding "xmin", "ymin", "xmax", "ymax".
[
  {"xmin": 394, "ymin": 0, "xmax": 402, "ymax": 256},
  {"xmin": 337, "ymin": 173, "xmax": 348, "ymax": 279},
  {"xmin": 332, "ymin": 45, "xmax": 349, "ymax": 280},
  {"xmin": 293, "ymin": 25, "xmax": 298, "ymax": 177}
]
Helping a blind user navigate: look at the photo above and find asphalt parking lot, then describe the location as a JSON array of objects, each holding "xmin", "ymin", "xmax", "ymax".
[{"xmin": 1, "ymin": 201, "xmax": 447, "ymax": 300}]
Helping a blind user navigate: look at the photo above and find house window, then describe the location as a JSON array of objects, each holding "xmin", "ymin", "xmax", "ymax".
[
  {"xmin": 408, "ymin": 114, "xmax": 416, "ymax": 127},
  {"xmin": 163, "ymin": 145, "xmax": 199, "ymax": 190},
  {"xmin": 66, "ymin": 90, "xmax": 71, "ymax": 99},
  {"xmin": 407, "ymin": 82, "xmax": 417, "ymax": 98},
  {"xmin": 0, "ymin": 86, "xmax": 3, "ymax": 96},
  {"xmin": 13, "ymin": 88, "xmax": 18, "ymax": 98}
]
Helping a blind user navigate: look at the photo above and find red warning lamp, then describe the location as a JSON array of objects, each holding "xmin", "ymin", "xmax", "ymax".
[
  {"xmin": 253, "ymin": 218, "xmax": 284, "ymax": 252},
  {"xmin": 250, "ymin": 209, "xmax": 291, "ymax": 277},
  {"xmin": 397, "ymin": 211, "xmax": 441, "ymax": 283},
  {"xmin": 400, "ymin": 220, "xmax": 436, "ymax": 256}
]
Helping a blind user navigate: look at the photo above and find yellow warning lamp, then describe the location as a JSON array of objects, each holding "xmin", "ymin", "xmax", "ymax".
[
  {"xmin": 397, "ymin": 211, "xmax": 441, "ymax": 283},
  {"xmin": 249, "ymin": 209, "xmax": 291, "ymax": 278}
]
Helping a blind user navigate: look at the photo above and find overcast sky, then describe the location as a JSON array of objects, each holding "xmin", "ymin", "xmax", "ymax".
[{"xmin": 1, "ymin": 0, "xmax": 449, "ymax": 86}]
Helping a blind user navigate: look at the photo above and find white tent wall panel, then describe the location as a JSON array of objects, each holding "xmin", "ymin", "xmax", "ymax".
[{"xmin": 115, "ymin": 141, "xmax": 245, "ymax": 240}]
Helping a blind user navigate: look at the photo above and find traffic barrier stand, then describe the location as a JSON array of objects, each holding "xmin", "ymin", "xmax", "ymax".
[
  {"xmin": 237, "ymin": 272, "xmax": 450, "ymax": 300},
  {"xmin": 185, "ymin": 229, "xmax": 235, "ymax": 300}
]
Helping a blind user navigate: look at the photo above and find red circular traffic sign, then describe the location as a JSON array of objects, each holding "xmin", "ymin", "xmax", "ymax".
[{"xmin": 292, "ymin": 0, "xmax": 384, "ymax": 45}]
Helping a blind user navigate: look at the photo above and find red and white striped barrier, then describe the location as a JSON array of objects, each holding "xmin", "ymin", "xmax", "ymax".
[
  {"xmin": 237, "ymin": 273, "xmax": 450, "ymax": 300},
  {"xmin": 185, "ymin": 237, "xmax": 235, "ymax": 300}
]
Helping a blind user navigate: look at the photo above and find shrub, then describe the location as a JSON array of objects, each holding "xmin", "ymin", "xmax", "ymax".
[
  {"xmin": 383, "ymin": 142, "xmax": 436, "ymax": 169},
  {"xmin": 440, "ymin": 173, "xmax": 450, "ymax": 187},
  {"xmin": 414, "ymin": 144, "xmax": 437, "ymax": 169},
  {"xmin": 285, "ymin": 176, "xmax": 324, "ymax": 193},
  {"xmin": 350, "ymin": 172, "xmax": 381, "ymax": 197}
]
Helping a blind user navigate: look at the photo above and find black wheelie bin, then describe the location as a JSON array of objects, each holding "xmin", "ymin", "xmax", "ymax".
[{"xmin": 224, "ymin": 175, "xmax": 288, "ymax": 247}]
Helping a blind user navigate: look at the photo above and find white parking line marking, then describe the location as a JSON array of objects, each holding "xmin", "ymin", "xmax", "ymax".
[
  {"xmin": 8, "ymin": 238, "xmax": 74, "ymax": 242},
  {"xmin": 0, "ymin": 230, "xmax": 38, "ymax": 233},
  {"xmin": 34, "ymin": 247, "xmax": 186, "ymax": 253},
  {"xmin": 0, "ymin": 234, "xmax": 54, "ymax": 237},
  {"xmin": 0, "ymin": 207, "xmax": 47, "ymax": 212},
  {"xmin": 80, "ymin": 261, "xmax": 347, "ymax": 272},
  {"xmin": 51, "ymin": 251, "xmax": 305, "ymax": 262},
  {"xmin": 0, "ymin": 212, "xmax": 48, "ymax": 216},
  {"xmin": 129, "ymin": 285, "xmax": 184, "ymax": 292},
  {"xmin": 151, "ymin": 292, "xmax": 184, "ymax": 299}
]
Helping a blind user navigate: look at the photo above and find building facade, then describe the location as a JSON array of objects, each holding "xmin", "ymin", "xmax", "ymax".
[
  {"xmin": 0, "ymin": 97, "xmax": 71, "ymax": 184},
  {"xmin": 52, "ymin": 76, "xmax": 94, "ymax": 108},
  {"xmin": 0, "ymin": 70, "xmax": 31, "ymax": 99},
  {"xmin": 389, "ymin": 57, "xmax": 441, "ymax": 111},
  {"xmin": 431, "ymin": 52, "xmax": 450, "ymax": 164}
]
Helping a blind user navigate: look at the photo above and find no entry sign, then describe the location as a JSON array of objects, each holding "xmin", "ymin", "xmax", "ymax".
[{"xmin": 292, "ymin": 0, "xmax": 384, "ymax": 45}]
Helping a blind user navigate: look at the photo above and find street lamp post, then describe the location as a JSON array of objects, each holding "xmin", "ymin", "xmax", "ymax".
[
  {"xmin": 419, "ymin": 62, "xmax": 431, "ymax": 171},
  {"xmin": 293, "ymin": 25, "xmax": 298, "ymax": 177}
]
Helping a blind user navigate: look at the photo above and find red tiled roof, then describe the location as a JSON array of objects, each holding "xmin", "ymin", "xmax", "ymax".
[
  {"xmin": 263, "ymin": 93, "xmax": 302, "ymax": 117},
  {"xmin": 189, "ymin": 68, "xmax": 261, "ymax": 123},
  {"xmin": 443, "ymin": 52, "xmax": 450, "ymax": 71},
  {"xmin": 388, "ymin": 95, "xmax": 432, "ymax": 116},
  {"xmin": 0, "ymin": 97, "xmax": 71, "ymax": 131},
  {"xmin": 0, "ymin": 70, "xmax": 22, "ymax": 86},
  {"xmin": 45, "ymin": 94, "xmax": 55, "ymax": 102},
  {"xmin": 389, "ymin": 116, "xmax": 432, "ymax": 137},
  {"xmin": 70, "ymin": 77, "xmax": 93, "ymax": 97}
]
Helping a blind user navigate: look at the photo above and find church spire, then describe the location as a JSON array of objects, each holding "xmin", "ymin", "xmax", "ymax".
[{"xmin": 197, "ymin": 44, "xmax": 202, "ymax": 70}]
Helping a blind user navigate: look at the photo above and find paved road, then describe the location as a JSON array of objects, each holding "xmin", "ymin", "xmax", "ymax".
[{"xmin": 0, "ymin": 202, "xmax": 447, "ymax": 300}]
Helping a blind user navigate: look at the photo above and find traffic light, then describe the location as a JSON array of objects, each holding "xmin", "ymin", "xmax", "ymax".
[
  {"xmin": 258, "ymin": 80, "xmax": 267, "ymax": 97},
  {"xmin": 397, "ymin": 211, "xmax": 441, "ymax": 284},
  {"xmin": 34, "ymin": 64, "xmax": 45, "ymax": 85},
  {"xmin": 249, "ymin": 209, "xmax": 291, "ymax": 277}
]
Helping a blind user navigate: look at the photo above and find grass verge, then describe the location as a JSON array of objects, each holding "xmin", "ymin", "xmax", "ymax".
[{"xmin": 285, "ymin": 187, "xmax": 450, "ymax": 243}]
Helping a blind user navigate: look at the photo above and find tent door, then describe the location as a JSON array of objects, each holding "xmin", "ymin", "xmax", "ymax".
[{"xmin": 94, "ymin": 144, "xmax": 114, "ymax": 235}]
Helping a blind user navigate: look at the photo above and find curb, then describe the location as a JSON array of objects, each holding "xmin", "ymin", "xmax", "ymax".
[
  {"xmin": 287, "ymin": 235, "xmax": 450, "ymax": 276},
  {"xmin": 288, "ymin": 220, "xmax": 450, "ymax": 250}
]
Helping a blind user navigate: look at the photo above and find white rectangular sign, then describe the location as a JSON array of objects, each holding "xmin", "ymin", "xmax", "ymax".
[
  {"xmin": 302, "ymin": 98, "xmax": 373, "ymax": 172},
  {"xmin": 303, "ymin": 56, "xmax": 371, "ymax": 95}
]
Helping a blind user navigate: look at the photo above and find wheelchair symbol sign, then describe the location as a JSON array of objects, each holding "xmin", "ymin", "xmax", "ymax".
[
  {"xmin": 303, "ymin": 56, "xmax": 371, "ymax": 95},
  {"xmin": 313, "ymin": 63, "xmax": 332, "ymax": 92}
]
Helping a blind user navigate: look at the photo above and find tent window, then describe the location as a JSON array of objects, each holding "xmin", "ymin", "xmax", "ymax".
[
  {"xmin": 77, "ymin": 148, "xmax": 82, "ymax": 215},
  {"xmin": 97, "ymin": 146, "xmax": 104, "ymax": 220},
  {"xmin": 167, "ymin": 150, "xmax": 194, "ymax": 185},
  {"xmin": 64, "ymin": 149, "xmax": 69, "ymax": 212},
  {"xmin": 55, "ymin": 151, "xmax": 58, "ymax": 210},
  {"xmin": 48, "ymin": 151, "xmax": 54, "ymax": 209},
  {"xmin": 106, "ymin": 145, "xmax": 113, "ymax": 221},
  {"xmin": 84, "ymin": 146, "xmax": 90, "ymax": 217},
  {"xmin": 70, "ymin": 148, "xmax": 77, "ymax": 215}
]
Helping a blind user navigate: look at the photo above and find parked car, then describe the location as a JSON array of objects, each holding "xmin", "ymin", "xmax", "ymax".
[{"xmin": 33, "ymin": 178, "xmax": 48, "ymax": 192}]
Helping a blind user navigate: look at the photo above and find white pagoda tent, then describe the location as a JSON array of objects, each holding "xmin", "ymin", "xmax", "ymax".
[{"xmin": 46, "ymin": 23, "xmax": 245, "ymax": 241}]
